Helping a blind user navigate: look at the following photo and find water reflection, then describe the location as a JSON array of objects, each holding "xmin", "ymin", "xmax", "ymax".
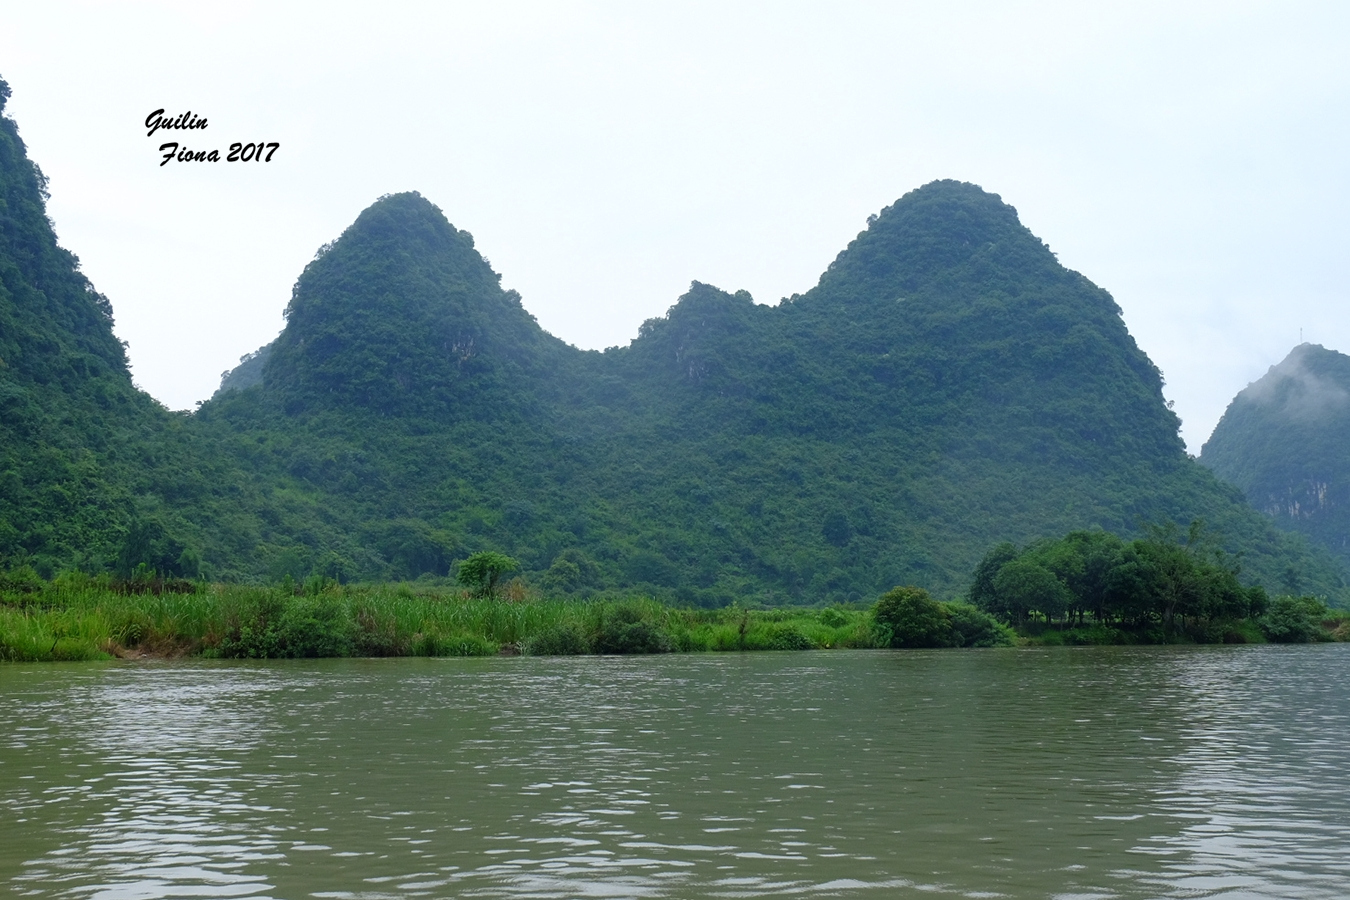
[
  {"xmin": 4, "ymin": 666, "xmax": 291, "ymax": 899},
  {"xmin": 1120, "ymin": 646, "xmax": 1350, "ymax": 899},
  {"xmin": 1, "ymin": 648, "xmax": 1349, "ymax": 898}
]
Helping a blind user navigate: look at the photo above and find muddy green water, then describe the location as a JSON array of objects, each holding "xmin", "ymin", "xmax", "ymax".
[{"xmin": 2, "ymin": 647, "xmax": 1349, "ymax": 899}]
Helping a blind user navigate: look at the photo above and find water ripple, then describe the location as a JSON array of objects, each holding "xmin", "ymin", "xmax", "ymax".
[{"xmin": 2, "ymin": 649, "xmax": 1350, "ymax": 898}]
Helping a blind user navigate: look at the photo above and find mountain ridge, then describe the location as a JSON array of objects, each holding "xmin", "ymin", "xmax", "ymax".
[
  {"xmin": 202, "ymin": 179, "xmax": 1343, "ymax": 601},
  {"xmin": 1, "ymin": 71, "xmax": 1343, "ymax": 599}
]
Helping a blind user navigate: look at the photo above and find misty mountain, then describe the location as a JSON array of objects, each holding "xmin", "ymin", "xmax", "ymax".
[{"xmin": 1202, "ymin": 343, "xmax": 1350, "ymax": 575}]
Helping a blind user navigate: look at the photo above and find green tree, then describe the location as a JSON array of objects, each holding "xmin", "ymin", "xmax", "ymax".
[
  {"xmin": 991, "ymin": 557, "xmax": 1071, "ymax": 625},
  {"xmin": 1261, "ymin": 595, "xmax": 1328, "ymax": 643},
  {"xmin": 969, "ymin": 542, "xmax": 1018, "ymax": 611},
  {"xmin": 1134, "ymin": 520, "xmax": 1219, "ymax": 631},
  {"xmin": 456, "ymin": 551, "xmax": 518, "ymax": 599},
  {"xmin": 873, "ymin": 585, "xmax": 954, "ymax": 648}
]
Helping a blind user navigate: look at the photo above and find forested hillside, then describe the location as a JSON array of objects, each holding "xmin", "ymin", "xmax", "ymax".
[
  {"xmin": 0, "ymin": 75, "xmax": 196, "ymax": 574},
  {"xmin": 1202, "ymin": 343, "xmax": 1350, "ymax": 575},
  {"xmin": 1, "ymin": 73, "xmax": 1343, "ymax": 602},
  {"xmin": 204, "ymin": 184, "xmax": 1345, "ymax": 602},
  {"xmin": 0, "ymin": 78, "xmax": 310, "ymax": 580}
]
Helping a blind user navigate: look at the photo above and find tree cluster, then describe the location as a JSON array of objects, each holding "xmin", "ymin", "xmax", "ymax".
[{"xmin": 969, "ymin": 523, "xmax": 1269, "ymax": 631}]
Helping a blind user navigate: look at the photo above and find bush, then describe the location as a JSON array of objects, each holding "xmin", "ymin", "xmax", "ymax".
[
  {"xmin": 1261, "ymin": 595, "xmax": 1328, "ymax": 644},
  {"xmin": 594, "ymin": 605, "xmax": 673, "ymax": 654},
  {"xmin": 217, "ymin": 594, "xmax": 355, "ymax": 658},
  {"xmin": 523, "ymin": 623, "xmax": 592, "ymax": 656},
  {"xmin": 763, "ymin": 623, "xmax": 815, "ymax": 650},
  {"xmin": 817, "ymin": 606, "xmax": 849, "ymax": 628},
  {"xmin": 456, "ymin": 551, "xmax": 519, "ymax": 599},
  {"xmin": 873, "ymin": 586, "xmax": 954, "ymax": 648},
  {"xmin": 946, "ymin": 602, "xmax": 1014, "ymax": 647},
  {"xmin": 0, "ymin": 564, "xmax": 45, "ymax": 594}
]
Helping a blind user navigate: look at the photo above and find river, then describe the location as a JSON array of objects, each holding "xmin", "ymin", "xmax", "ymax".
[{"xmin": 3, "ymin": 646, "xmax": 1349, "ymax": 898}]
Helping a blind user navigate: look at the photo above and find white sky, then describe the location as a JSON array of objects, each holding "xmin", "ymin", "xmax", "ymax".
[{"xmin": 1, "ymin": 1, "xmax": 1347, "ymax": 452}]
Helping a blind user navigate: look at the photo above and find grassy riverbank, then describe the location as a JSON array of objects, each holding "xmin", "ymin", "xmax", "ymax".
[
  {"xmin": 0, "ymin": 574, "xmax": 888, "ymax": 662},
  {"xmin": 3, "ymin": 571, "xmax": 1345, "ymax": 662}
]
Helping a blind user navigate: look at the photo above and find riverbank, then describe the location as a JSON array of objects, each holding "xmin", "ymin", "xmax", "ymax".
[
  {"xmin": 0, "ymin": 575, "xmax": 888, "ymax": 661},
  {"xmin": 3, "ymin": 572, "xmax": 1346, "ymax": 662}
]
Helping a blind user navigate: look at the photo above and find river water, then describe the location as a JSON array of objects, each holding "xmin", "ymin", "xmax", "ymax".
[{"xmin": 2, "ymin": 646, "xmax": 1349, "ymax": 899}]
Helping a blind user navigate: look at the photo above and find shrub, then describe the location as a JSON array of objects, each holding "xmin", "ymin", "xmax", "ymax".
[
  {"xmin": 1261, "ymin": 595, "xmax": 1328, "ymax": 644},
  {"xmin": 0, "ymin": 565, "xmax": 45, "ymax": 599},
  {"xmin": 523, "ymin": 623, "xmax": 592, "ymax": 656},
  {"xmin": 945, "ymin": 602, "xmax": 1014, "ymax": 647},
  {"xmin": 594, "ymin": 605, "xmax": 673, "ymax": 654},
  {"xmin": 456, "ymin": 551, "xmax": 519, "ymax": 600},
  {"xmin": 280, "ymin": 597, "xmax": 355, "ymax": 657},
  {"xmin": 596, "ymin": 620, "xmax": 673, "ymax": 654},
  {"xmin": 873, "ymin": 586, "xmax": 954, "ymax": 648},
  {"xmin": 540, "ymin": 559, "xmax": 582, "ymax": 595},
  {"xmin": 817, "ymin": 607, "xmax": 849, "ymax": 628},
  {"xmin": 763, "ymin": 623, "xmax": 814, "ymax": 650},
  {"xmin": 217, "ymin": 594, "xmax": 355, "ymax": 658}
]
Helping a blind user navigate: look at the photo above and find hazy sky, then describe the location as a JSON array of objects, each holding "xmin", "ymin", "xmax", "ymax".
[{"xmin": 2, "ymin": 2, "xmax": 1347, "ymax": 451}]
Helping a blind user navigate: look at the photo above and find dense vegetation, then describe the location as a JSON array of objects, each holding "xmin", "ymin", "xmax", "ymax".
[
  {"xmin": 0, "ymin": 78, "xmax": 314, "ymax": 582},
  {"xmin": 0, "ymin": 73, "xmax": 1345, "ymax": 606},
  {"xmin": 2, "ymin": 544, "xmax": 1341, "ymax": 661},
  {"xmin": 195, "ymin": 186, "xmax": 1345, "ymax": 602},
  {"xmin": 0, "ymin": 570, "xmax": 891, "ymax": 662},
  {"xmin": 971, "ymin": 523, "xmax": 1265, "ymax": 627},
  {"xmin": 964, "ymin": 523, "xmax": 1350, "ymax": 644},
  {"xmin": 1202, "ymin": 343, "xmax": 1350, "ymax": 572}
]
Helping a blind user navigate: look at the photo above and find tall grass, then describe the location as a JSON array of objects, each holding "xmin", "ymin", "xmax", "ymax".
[{"xmin": 0, "ymin": 577, "xmax": 882, "ymax": 662}]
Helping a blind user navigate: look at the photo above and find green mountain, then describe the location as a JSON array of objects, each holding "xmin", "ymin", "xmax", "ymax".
[
  {"xmin": 1201, "ymin": 343, "xmax": 1350, "ymax": 575},
  {"xmin": 0, "ymin": 75, "xmax": 181, "ymax": 573},
  {"xmin": 202, "ymin": 183, "xmax": 1347, "ymax": 602},
  {"xmin": 2, "ymin": 72, "xmax": 1343, "ymax": 600},
  {"xmin": 0, "ymin": 77, "xmax": 316, "ymax": 580}
]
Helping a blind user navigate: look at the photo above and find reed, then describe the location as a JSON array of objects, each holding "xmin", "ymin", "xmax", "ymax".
[{"xmin": 0, "ymin": 578, "xmax": 879, "ymax": 662}]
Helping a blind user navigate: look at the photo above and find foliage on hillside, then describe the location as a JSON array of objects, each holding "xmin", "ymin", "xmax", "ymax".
[
  {"xmin": 203, "ymin": 183, "xmax": 1344, "ymax": 602},
  {"xmin": 1201, "ymin": 343, "xmax": 1350, "ymax": 571},
  {"xmin": 0, "ymin": 77, "xmax": 318, "ymax": 581},
  {"xmin": 0, "ymin": 75, "xmax": 184, "ymax": 574},
  {"xmin": 1, "ymin": 72, "xmax": 1344, "ymax": 602}
]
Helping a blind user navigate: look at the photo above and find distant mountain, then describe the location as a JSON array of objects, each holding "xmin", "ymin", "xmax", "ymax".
[
  {"xmin": 1201, "ymin": 343, "xmax": 1350, "ymax": 576},
  {"xmin": 204, "ymin": 184, "xmax": 1347, "ymax": 601},
  {"xmin": 214, "ymin": 342, "xmax": 272, "ymax": 397}
]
